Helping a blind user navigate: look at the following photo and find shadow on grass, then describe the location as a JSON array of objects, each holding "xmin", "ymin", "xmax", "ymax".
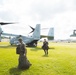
[
  {"xmin": 0, "ymin": 45, "xmax": 16, "ymax": 48},
  {"xmin": 30, "ymin": 47, "xmax": 55, "ymax": 51},
  {"xmin": 30, "ymin": 47, "xmax": 41, "ymax": 51},
  {"xmin": 49, "ymin": 47, "xmax": 55, "ymax": 49},
  {"xmin": 9, "ymin": 67, "xmax": 23, "ymax": 75},
  {"xmin": 42, "ymin": 55, "xmax": 49, "ymax": 57}
]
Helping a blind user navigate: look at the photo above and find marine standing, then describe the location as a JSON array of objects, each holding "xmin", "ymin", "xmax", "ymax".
[{"xmin": 42, "ymin": 39, "xmax": 49, "ymax": 55}]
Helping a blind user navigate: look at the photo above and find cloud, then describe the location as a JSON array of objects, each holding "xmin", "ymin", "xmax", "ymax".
[
  {"xmin": 0, "ymin": 11, "xmax": 19, "ymax": 21},
  {"xmin": 27, "ymin": 0, "xmax": 65, "ymax": 21},
  {"xmin": 0, "ymin": 0, "xmax": 4, "ymax": 5},
  {"xmin": 0, "ymin": 0, "xmax": 76, "ymax": 23}
]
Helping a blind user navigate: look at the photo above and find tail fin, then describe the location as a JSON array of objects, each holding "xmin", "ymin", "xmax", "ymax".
[
  {"xmin": 48, "ymin": 28, "xmax": 54, "ymax": 40},
  {"xmin": 32, "ymin": 24, "xmax": 40, "ymax": 40}
]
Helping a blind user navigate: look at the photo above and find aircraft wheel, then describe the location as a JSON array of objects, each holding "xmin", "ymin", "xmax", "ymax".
[{"xmin": 34, "ymin": 43, "xmax": 37, "ymax": 47}]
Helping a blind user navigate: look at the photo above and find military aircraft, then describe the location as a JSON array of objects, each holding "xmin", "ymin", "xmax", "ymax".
[
  {"xmin": 0, "ymin": 23, "xmax": 40, "ymax": 46},
  {"xmin": 0, "ymin": 23, "xmax": 40, "ymax": 47},
  {"xmin": 70, "ymin": 30, "xmax": 76, "ymax": 37},
  {"xmin": 0, "ymin": 22, "xmax": 54, "ymax": 47},
  {"xmin": 10, "ymin": 24, "xmax": 41, "ymax": 47}
]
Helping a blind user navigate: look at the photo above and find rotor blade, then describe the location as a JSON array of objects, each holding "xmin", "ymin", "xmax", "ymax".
[
  {"xmin": 29, "ymin": 26, "xmax": 35, "ymax": 30},
  {"xmin": 29, "ymin": 25, "xmax": 35, "ymax": 34},
  {"xmin": 0, "ymin": 22, "xmax": 16, "ymax": 25}
]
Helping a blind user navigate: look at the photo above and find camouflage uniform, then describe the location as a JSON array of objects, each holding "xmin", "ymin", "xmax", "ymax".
[
  {"xmin": 42, "ymin": 41, "xmax": 49, "ymax": 55},
  {"xmin": 16, "ymin": 39, "xmax": 31, "ymax": 69}
]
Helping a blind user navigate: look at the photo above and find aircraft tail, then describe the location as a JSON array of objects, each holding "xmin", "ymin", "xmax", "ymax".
[
  {"xmin": 48, "ymin": 28, "xmax": 54, "ymax": 40},
  {"xmin": 32, "ymin": 24, "xmax": 40, "ymax": 40}
]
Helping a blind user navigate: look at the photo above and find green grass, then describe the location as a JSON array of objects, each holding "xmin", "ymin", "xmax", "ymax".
[{"xmin": 0, "ymin": 42, "xmax": 76, "ymax": 75}]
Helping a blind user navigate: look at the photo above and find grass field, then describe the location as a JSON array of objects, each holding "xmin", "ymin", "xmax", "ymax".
[{"xmin": 0, "ymin": 42, "xmax": 76, "ymax": 75}]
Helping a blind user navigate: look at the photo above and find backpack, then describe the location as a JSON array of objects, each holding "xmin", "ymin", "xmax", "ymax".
[{"xmin": 16, "ymin": 45, "xmax": 20, "ymax": 54}]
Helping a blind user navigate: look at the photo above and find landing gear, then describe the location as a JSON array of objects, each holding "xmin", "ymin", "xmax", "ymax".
[
  {"xmin": 27, "ymin": 42, "xmax": 37, "ymax": 47},
  {"xmin": 11, "ymin": 44, "xmax": 13, "ymax": 45}
]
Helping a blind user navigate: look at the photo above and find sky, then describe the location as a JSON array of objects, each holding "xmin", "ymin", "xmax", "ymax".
[{"xmin": 0, "ymin": 0, "xmax": 76, "ymax": 40}]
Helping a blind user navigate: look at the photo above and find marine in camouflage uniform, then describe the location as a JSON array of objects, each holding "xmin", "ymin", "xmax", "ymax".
[
  {"xmin": 42, "ymin": 39, "xmax": 49, "ymax": 55},
  {"xmin": 16, "ymin": 38, "xmax": 32, "ymax": 69}
]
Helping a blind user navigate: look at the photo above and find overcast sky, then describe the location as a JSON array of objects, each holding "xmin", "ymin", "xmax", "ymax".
[{"xmin": 0, "ymin": 0, "xmax": 76, "ymax": 40}]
